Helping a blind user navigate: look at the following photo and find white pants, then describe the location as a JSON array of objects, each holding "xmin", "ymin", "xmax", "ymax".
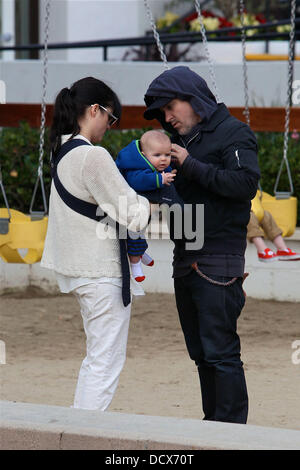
[{"xmin": 72, "ymin": 281, "xmax": 131, "ymax": 410}]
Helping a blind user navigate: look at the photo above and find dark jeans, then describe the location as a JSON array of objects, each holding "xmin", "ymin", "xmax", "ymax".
[{"xmin": 174, "ymin": 269, "xmax": 248, "ymax": 424}]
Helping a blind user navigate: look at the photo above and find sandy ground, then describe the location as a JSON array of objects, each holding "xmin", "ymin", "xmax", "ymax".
[{"xmin": 0, "ymin": 287, "xmax": 299, "ymax": 430}]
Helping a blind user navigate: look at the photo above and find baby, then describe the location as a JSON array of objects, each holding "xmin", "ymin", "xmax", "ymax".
[{"xmin": 116, "ymin": 130, "xmax": 176, "ymax": 281}]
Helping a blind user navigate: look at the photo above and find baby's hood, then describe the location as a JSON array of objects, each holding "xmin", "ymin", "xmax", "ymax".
[{"xmin": 116, "ymin": 140, "xmax": 152, "ymax": 171}]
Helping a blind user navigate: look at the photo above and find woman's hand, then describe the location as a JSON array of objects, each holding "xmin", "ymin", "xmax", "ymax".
[{"xmin": 171, "ymin": 144, "xmax": 188, "ymax": 167}]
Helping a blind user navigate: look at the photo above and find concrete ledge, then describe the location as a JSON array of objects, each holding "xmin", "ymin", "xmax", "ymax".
[
  {"xmin": 284, "ymin": 227, "xmax": 300, "ymax": 242},
  {"xmin": 1, "ymin": 226, "xmax": 300, "ymax": 301},
  {"xmin": 1, "ymin": 401, "xmax": 300, "ymax": 450}
]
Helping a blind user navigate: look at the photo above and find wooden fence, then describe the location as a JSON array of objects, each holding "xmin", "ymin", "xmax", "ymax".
[{"xmin": 0, "ymin": 103, "xmax": 300, "ymax": 132}]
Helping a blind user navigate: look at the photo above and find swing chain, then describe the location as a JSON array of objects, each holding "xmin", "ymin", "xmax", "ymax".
[
  {"xmin": 194, "ymin": 0, "xmax": 220, "ymax": 103},
  {"xmin": 38, "ymin": 0, "xmax": 50, "ymax": 177},
  {"xmin": 30, "ymin": 0, "xmax": 50, "ymax": 216},
  {"xmin": 143, "ymin": 0, "xmax": 221, "ymax": 100},
  {"xmin": 0, "ymin": 162, "xmax": 12, "ymax": 222},
  {"xmin": 274, "ymin": 0, "xmax": 296, "ymax": 198},
  {"xmin": 143, "ymin": 0, "xmax": 170, "ymax": 70},
  {"xmin": 239, "ymin": 0, "xmax": 250, "ymax": 127}
]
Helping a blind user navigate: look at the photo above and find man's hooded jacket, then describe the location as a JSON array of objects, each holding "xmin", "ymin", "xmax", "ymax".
[{"xmin": 144, "ymin": 66, "xmax": 261, "ymax": 277}]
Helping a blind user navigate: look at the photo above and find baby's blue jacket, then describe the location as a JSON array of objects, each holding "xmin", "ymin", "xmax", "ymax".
[{"xmin": 115, "ymin": 140, "xmax": 172, "ymax": 192}]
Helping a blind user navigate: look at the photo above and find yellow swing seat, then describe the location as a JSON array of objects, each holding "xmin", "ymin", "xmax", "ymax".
[
  {"xmin": 0, "ymin": 208, "xmax": 48, "ymax": 264},
  {"xmin": 251, "ymin": 190, "xmax": 297, "ymax": 238}
]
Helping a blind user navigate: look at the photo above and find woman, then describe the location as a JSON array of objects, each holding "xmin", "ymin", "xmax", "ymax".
[{"xmin": 41, "ymin": 77, "xmax": 150, "ymax": 411}]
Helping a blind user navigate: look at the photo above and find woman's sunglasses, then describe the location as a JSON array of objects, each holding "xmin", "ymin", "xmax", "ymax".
[{"xmin": 91, "ymin": 104, "xmax": 118, "ymax": 126}]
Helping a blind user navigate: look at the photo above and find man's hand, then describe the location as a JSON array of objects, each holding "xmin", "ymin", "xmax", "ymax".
[
  {"xmin": 162, "ymin": 169, "xmax": 177, "ymax": 186},
  {"xmin": 171, "ymin": 144, "xmax": 189, "ymax": 167}
]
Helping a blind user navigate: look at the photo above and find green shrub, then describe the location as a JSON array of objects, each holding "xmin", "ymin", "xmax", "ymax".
[
  {"xmin": 255, "ymin": 131, "xmax": 300, "ymax": 225},
  {"xmin": 0, "ymin": 122, "xmax": 52, "ymax": 214},
  {"xmin": 0, "ymin": 122, "xmax": 150, "ymax": 214},
  {"xmin": 0, "ymin": 123, "xmax": 299, "ymax": 225}
]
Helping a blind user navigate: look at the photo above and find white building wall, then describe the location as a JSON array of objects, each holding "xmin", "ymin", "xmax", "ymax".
[
  {"xmin": 1, "ymin": 60, "xmax": 300, "ymax": 107},
  {"xmin": 39, "ymin": 0, "xmax": 169, "ymax": 62},
  {"xmin": 1, "ymin": 0, "xmax": 15, "ymax": 61},
  {"xmin": 39, "ymin": 0, "xmax": 68, "ymax": 61}
]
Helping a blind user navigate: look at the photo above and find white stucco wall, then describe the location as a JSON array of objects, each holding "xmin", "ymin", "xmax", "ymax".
[
  {"xmin": 1, "ymin": 231, "xmax": 300, "ymax": 301},
  {"xmin": 0, "ymin": 0, "xmax": 15, "ymax": 61},
  {"xmin": 2, "ymin": 0, "xmax": 300, "ymax": 64},
  {"xmin": 39, "ymin": 0, "xmax": 169, "ymax": 62},
  {"xmin": 0, "ymin": 59, "xmax": 299, "ymax": 107}
]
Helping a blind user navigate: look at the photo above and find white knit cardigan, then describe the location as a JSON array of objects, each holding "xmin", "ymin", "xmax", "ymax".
[{"xmin": 41, "ymin": 135, "xmax": 150, "ymax": 278}]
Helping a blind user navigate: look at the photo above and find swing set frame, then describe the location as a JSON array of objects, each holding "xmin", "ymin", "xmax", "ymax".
[{"xmin": 0, "ymin": 0, "xmax": 299, "ymax": 265}]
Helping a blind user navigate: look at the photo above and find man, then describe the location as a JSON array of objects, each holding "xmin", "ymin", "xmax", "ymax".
[{"xmin": 144, "ymin": 66, "xmax": 260, "ymax": 424}]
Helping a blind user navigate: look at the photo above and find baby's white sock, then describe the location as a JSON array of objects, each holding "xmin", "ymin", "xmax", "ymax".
[
  {"xmin": 141, "ymin": 252, "xmax": 154, "ymax": 266},
  {"xmin": 131, "ymin": 260, "xmax": 145, "ymax": 282}
]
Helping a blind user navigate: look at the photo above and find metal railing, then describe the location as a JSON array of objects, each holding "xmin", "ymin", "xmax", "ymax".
[{"xmin": 0, "ymin": 18, "xmax": 299, "ymax": 61}]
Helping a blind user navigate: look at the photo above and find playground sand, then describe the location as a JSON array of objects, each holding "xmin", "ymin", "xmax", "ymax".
[{"xmin": 0, "ymin": 288, "xmax": 299, "ymax": 430}]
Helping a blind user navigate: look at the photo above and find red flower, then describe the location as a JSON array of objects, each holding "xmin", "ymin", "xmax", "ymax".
[
  {"xmin": 218, "ymin": 17, "xmax": 235, "ymax": 36},
  {"xmin": 184, "ymin": 12, "xmax": 198, "ymax": 23},
  {"xmin": 202, "ymin": 10, "xmax": 216, "ymax": 18},
  {"xmin": 218, "ymin": 17, "xmax": 233, "ymax": 28},
  {"xmin": 255, "ymin": 13, "xmax": 267, "ymax": 24},
  {"xmin": 184, "ymin": 9, "xmax": 216, "ymax": 23}
]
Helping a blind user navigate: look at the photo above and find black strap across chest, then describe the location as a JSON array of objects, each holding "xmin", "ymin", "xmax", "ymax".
[
  {"xmin": 51, "ymin": 138, "xmax": 131, "ymax": 307},
  {"xmin": 51, "ymin": 139, "xmax": 102, "ymax": 221}
]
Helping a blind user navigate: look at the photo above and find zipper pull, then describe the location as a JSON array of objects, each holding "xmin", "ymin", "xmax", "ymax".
[{"xmin": 235, "ymin": 149, "xmax": 241, "ymax": 168}]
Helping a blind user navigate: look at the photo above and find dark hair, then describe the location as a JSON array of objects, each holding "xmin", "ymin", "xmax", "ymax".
[{"xmin": 50, "ymin": 76, "xmax": 121, "ymax": 154}]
